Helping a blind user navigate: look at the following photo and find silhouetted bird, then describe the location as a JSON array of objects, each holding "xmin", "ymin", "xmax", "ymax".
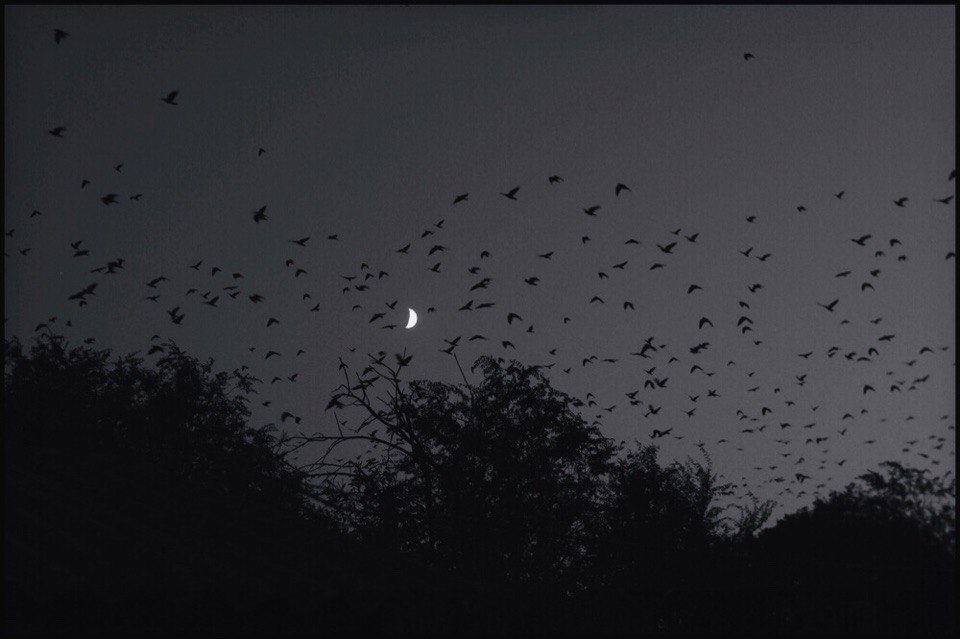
[
  {"xmin": 657, "ymin": 242, "xmax": 677, "ymax": 254},
  {"xmin": 817, "ymin": 299, "xmax": 839, "ymax": 312}
]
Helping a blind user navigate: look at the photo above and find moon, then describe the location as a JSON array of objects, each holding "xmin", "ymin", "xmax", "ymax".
[{"xmin": 405, "ymin": 308, "xmax": 418, "ymax": 329}]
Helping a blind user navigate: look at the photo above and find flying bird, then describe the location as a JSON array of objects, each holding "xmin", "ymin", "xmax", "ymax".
[
  {"xmin": 817, "ymin": 299, "xmax": 839, "ymax": 312},
  {"xmin": 657, "ymin": 242, "xmax": 677, "ymax": 254},
  {"xmin": 161, "ymin": 90, "xmax": 179, "ymax": 105}
]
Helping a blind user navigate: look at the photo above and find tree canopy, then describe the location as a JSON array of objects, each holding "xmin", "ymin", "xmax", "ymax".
[{"xmin": 4, "ymin": 337, "xmax": 955, "ymax": 635}]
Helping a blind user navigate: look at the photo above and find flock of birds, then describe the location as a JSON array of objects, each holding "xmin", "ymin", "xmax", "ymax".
[{"xmin": 5, "ymin": 28, "xmax": 956, "ymax": 511}]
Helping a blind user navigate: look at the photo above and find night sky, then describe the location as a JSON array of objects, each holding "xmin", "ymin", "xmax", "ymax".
[{"xmin": 4, "ymin": 5, "xmax": 955, "ymax": 518}]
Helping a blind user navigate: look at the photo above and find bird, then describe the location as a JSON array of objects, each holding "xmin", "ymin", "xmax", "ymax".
[
  {"xmin": 500, "ymin": 186, "xmax": 519, "ymax": 200},
  {"xmin": 817, "ymin": 299, "xmax": 839, "ymax": 312},
  {"xmin": 583, "ymin": 205, "xmax": 601, "ymax": 216},
  {"xmin": 161, "ymin": 90, "xmax": 179, "ymax": 105},
  {"xmin": 743, "ymin": 52, "xmax": 755, "ymax": 61},
  {"xmin": 548, "ymin": 175, "xmax": 563, "ymax": 184},
  {"xmin": 615, "ymin": 183, "xmax": 631, "ymax": 196},
  {"xmin": 893, "ymin": 197, "xmax": 908, "ymax": 207},
  {"xmin": 289, "ymin": 236, "xmax": 310, "ymax": 246},
  {"xmin": 100, "ymin": 194, "xmax": 119, "ymax": 205},
  {"xmin": 657, "ymin": 242, "xmax": 677, "ymax": 254},
  {"xmin": 252, "ymin": 205, "xmax": 268, "ymax": 223},
  {"xmin": 54, "ymin": 29, "xmax": 70, "ymax": 44},
  {"xmin": 934, "ymin": 195, "xmax": 954, "ymax": 204},
  {"xmin": 851, "ymin": 234, "xmax": 872, "ymax": 246},
  {"xmin": 49, "ymin": 126, "xmax": 66, "ymax": 137},
  {"xmin": 834, "ymin": 190, "xmax": 845, "ymax": 199}
]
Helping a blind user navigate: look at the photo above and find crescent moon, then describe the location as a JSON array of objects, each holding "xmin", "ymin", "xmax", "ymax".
[{"xmin": 405, "ymin": 308, "xmax": 418, "ymax": 329}]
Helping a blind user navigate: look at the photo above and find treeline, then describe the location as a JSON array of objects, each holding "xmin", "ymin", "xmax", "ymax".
[{"xmin": 3, "ymin": 335, "xmax": 956, "ymax": 635}]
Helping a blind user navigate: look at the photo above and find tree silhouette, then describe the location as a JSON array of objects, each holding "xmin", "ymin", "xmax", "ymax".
[
  {"xmin": 4, "ymin": 335, "xmax": 955, "ymax": 635},
  {"xmin": 743, "ymin": 462, "xmax": 957, "ymax": 635},
  {"xmin": 307, "ymin": 354, "xmax": 618, "ymax": 608},
  {"xmin": 4, "ymin": 333, "xmax": 308, "ymax": 514}
]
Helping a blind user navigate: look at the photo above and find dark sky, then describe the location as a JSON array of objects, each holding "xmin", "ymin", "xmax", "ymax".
[{"xmin": 4, "ymin": 5, "xmax": 955, "ymax": 517}]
